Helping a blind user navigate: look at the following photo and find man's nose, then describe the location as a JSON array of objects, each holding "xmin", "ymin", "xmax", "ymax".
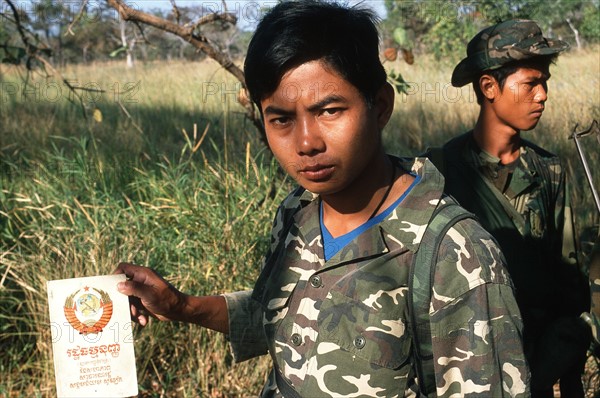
[
  {"xmin": 296, "ymin": 117, "xmax": 325, "ymax": 155},
  {"xmin": 534, "ymin": 83, "xmax": 548, "ymax": 102}
]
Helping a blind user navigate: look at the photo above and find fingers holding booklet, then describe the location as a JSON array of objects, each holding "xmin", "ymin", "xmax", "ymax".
[
  {"xmin": 115, "ymin": 262, "xmax": 230, "ymax": 333},
  {"xmin": 114, "ymin": 262, "xmax": 185, "ymax": 326}
]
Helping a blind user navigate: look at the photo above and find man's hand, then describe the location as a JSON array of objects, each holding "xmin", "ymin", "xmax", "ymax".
[
  {"xmin": 114, "ymin": 262, "xmax": 230, "ymax": 334},
  {"xmin": 115, "ymin": 262, "xmax": 186, "ymax": 326}
]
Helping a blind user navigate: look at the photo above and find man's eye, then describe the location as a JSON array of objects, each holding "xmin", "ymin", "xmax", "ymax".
[
  {"xmin": 270, "ymin": 117, "xmax": 290, "ymax": 126},
  {"xmin": 321, "ymin": 108, "xmax": 343, "ymax": 116},
  {"xmin": 519, "ymin": 82, "xmax": 535, "ymax": 91}
]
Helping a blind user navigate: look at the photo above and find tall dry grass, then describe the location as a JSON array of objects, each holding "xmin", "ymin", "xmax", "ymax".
[{"xmin": 0, "ymin": 47, "xmax": 599, "ymax": 397}]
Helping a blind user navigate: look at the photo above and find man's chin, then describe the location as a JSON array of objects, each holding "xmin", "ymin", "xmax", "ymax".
[
  {"xmin": 522, "ymin": 121, "xmax": 541, "ymax": 132},
  {"xmin": 299, "ymin": 180, "xmax": 344, "ymax": 197}
]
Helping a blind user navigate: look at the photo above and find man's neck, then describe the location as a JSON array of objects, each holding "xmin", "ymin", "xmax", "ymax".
[
  {"xmin": 320, "ymin": 152, "xmax": 409, "ymax": 238},
  {"xmin": 473, "ymin": 111, "xmax": 522, "ymax": 164}
]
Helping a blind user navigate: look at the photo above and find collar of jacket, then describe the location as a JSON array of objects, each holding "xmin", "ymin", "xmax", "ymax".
[
  {"xmin": 462, "ymin": 133, "xmax": 540, "ymax": 198},
  {"xmin": 290, "ymin": 156, "xmax": 446, "ymax": 264}
]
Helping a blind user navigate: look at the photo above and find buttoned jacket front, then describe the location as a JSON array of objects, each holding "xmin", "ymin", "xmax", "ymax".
[{"xmin": 224, "ymin": 157, "xmax": 529, "ymax": 397}]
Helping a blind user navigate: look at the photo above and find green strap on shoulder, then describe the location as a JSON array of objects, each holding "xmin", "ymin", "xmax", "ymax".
[
  {"xmin": 427, "ymin": 146, "xmax": 445, "ymax": 176},
  {"xmin": 408, "ymin": 202, "xmax": 476, "ymax": 396}
]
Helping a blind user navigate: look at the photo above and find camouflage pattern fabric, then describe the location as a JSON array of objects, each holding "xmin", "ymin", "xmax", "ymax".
[
  {"xmin": 451, "ymin": 19, "xmax": 568, "ymax": 87},
  {"xmin": 426, "ymin": 132, "xmax": 590, "ymax": 390},
  {"xmin": 589, "ymin": 234, "xmax": 600, "ymax": 346},
  {"xmin": 224, "ymin": 157, "xmax": 529, "ymax": 397}
]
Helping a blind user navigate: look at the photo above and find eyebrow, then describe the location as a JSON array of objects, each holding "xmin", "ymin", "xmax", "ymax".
[
  {"xmin": 529, "ymin": 72, "xmax": 551, "ymax": 81},
  {"xmin": 306, "ymin": 94, "xmax": 347, "ymax": 113},
  {"xmin": 263, "ymin": 94, "xmax": 348, "ymax": 116},
  {"xmin": 263, "ymin": 105, "xmax": 294, "ymax": 117}
]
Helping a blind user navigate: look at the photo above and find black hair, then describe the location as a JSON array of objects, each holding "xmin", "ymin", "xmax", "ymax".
[
  {"xmin": 472, "ymin": 54, "xmax": 558, "ymax": 105},
  {"xmin": 244, "ymin": 0, "xmax": 387, "ymax": 110}
]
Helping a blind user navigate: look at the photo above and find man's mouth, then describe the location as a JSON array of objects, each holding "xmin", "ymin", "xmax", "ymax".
[
  {"xmin": 531, "ymin": 107, "xmax": 545, "ymax": 116},
  {"xmin": 298, "ymin": 164, "xmax": 335, "ymax": 181}
]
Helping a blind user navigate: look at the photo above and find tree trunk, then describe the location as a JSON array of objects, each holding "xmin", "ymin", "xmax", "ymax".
[
  {"xmin": 120, "ymin": 16, "xmax": 134, "ymax": 68},
  {"xmin": 566, "ymin": 18, "xmax": 582, "ymax": 50}
]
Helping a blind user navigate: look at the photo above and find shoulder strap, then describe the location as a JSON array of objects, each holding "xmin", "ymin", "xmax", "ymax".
[
  {"xmin": 427, "ymin": 146, "xmax": 445, "ymax": 176},
  {"xmin": 441, "ymin": 136, "xmax": 529, "ymax": 236},
  {"xmin": 275, "ymin": 366, "xmax": 302, "ymax": 398},
  {"xmin": 408, "ymin": 202, "xmax": 476, "ymax": 396}
]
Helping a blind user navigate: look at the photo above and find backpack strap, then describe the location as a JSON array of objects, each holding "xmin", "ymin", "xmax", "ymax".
[
  {"xmin": 426, "ymin": 146, "xmax": 445, "ymax": 176},
  {"xmin": 408, "ymin": 201, "xmax": 476, "ymax": 396},
  {"xmin": 274, "ymin": 366, "xmax": 303, "ymax": 398}
]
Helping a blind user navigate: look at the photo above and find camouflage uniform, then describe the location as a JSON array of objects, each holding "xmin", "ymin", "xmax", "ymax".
[
  {"xmin": 427, "ymin": 133, "xmax": 590, "ymax": 391},
  {"xmin": 441, "ymin": 19, "xmax": 591, "ymax": 394},
  {"xmin": 223, "ymin": 157, "xmax": 529, "ymax": 397},
  {"xmin": 589, "ymin": 234, "xmax": 600, "ymax": 346}
]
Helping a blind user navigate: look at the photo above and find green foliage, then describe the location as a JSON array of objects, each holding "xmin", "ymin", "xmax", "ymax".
[
  {"xmin": 0, "ymin": 45, "xmax": 26, "ymax": 65},
  {"xmin": 109, "ymin": 46, "xmax": 128, "ymax": 58},
  {"xmin": 387, "ymin": 70, "xmax": 411, "ymax": 95},
  {"xmin": 383, "ymin": 0, "xmax": 434, "ymax": 39},
  {"xmin": 581, "ymin": 3, "xmax": 600, "ymax": 42},
  {"xmin": 476, "ymin": 0, "xmax": 543, "ymax": 23},
  {"xmin": 392, "ymin": 26, "xmax": 412, "ymax": 48},
  {"xmin": 422, "ymin": 13, "xmax": 479, "ymax": 61},
  {"xmin": 383, "ymin": 0, "xmax": 598, "ymax": 58}
]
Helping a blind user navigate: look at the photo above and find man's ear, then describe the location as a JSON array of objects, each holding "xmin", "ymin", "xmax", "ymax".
[
  {"xmin": 375, "ymin": 82, "xmax": 395, "ymax": 129},
  {"xmin": 479, "ymin": 74, "xmax": 498, "ymax": 102}
]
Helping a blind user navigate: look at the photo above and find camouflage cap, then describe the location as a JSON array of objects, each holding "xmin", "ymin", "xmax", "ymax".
[{"xmin": 451, "ymin": 19, "xmax": 569, "ymax": 87}]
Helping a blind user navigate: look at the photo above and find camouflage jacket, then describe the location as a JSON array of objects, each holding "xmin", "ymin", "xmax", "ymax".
[
  {"xmin": 428, "ymin": 133, "xmax": 588, "ymax": 331},
  {"xmin": 223, "ymin": 157, "xmax": 529, "ymax": 397}
]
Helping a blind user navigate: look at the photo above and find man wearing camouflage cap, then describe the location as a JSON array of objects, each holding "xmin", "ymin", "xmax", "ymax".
[{"xmin": 427, "ymin": 19, "xmax": 591, "ymax": 397}]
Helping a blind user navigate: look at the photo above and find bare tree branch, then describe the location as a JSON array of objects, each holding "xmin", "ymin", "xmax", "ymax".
[
  {"xmin": 169, "ymin": 0, "xmax": 181, "ymax": 25},
  {"xmin": 132, "ymin": 20, "xmax": 151, "ymax": 46},
  {"xmin": 4, "ymin": 0, "xmax": 264, "ymax": 143},
  {"xmin": 106, "ymin": 0, "xmax": 244, "ymax": 81},
  {"xmin": 4, "ymin": 0, "xmax": 100, "ymax": 120},
  {"xmin": 33, "ymin": 51, "xmax": 95, "ymax": 120},
  {"xmin": 104, "ymin": 0, "xmax": 263, "ymax": 139},
  {"xmin": 191, "ymin": 12, "xmax": 237, "ymax": 29},
  {"xmin": 5, "ymin": 0, "xmax": 34, "ymax": 53},
  {"xmin": 64, "ymin": 0, "xmax": 89, "ymax": 37}
]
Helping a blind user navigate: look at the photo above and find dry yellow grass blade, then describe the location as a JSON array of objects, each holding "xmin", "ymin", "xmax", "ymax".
[{"xmin": 72, "ymin": 197, "xmax": 97, "ymax": 229}]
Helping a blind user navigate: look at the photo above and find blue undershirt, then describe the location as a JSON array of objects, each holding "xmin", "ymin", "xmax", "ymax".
[{"xmin": 320, "ymin": 174, "xmax": 421, "ymax": 261}]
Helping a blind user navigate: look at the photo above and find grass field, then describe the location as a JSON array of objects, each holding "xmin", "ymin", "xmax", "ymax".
[{"xmin": 1, "ymin": 47, "xmax": 599, "ymax": 396}]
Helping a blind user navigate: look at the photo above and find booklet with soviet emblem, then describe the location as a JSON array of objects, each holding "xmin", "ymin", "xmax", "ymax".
[{"xmin": 47, "ymin": 274, "xmax": 138, "ymax": 397}]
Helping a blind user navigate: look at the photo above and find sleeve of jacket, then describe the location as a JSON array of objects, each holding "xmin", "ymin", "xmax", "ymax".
[
  {"xmin": 429, "ymin": 217, "xmax": 530, "ymax": 397},
  {"xmin": 222, "ymin": 289, "xmax": 267, "ymax": 362},
  {"xmin": 222, "ymin": 197, "xmax": 294, "ymax": 363}
]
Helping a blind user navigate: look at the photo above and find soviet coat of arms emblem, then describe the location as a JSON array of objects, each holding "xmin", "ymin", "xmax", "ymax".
[{"xmin": 64, "ymin": 286, "xmax": 113, "ymax": 334}]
